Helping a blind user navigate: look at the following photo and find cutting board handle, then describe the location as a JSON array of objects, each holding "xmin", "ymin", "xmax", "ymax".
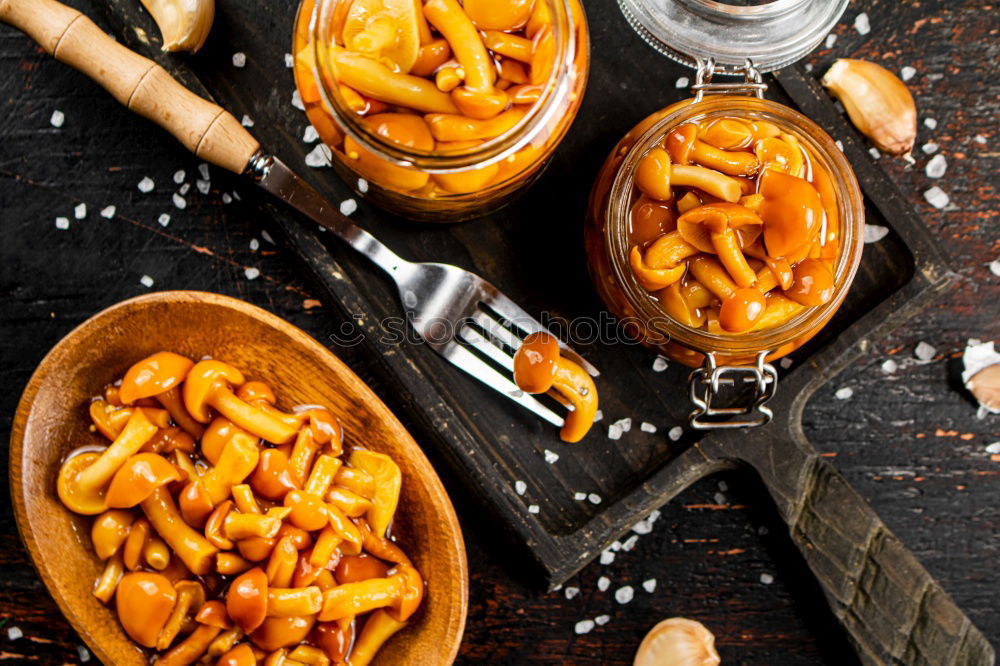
[
  {"xmin": 0, "ymin": 0, "xmax": 260, "ymax": 173},
  {"xmin": 773, "ymin": 454, "xmax": 994, "ymax": 664}
]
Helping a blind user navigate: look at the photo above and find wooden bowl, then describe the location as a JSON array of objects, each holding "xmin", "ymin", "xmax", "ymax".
[{"xmin": 10, "ymin": 291, "xmax": 468, "ymax": 665}]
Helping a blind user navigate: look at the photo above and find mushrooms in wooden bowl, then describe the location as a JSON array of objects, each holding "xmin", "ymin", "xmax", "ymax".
[{"xmin": 10, "ymin": 290, "xmax": 468, "ymax": 665}]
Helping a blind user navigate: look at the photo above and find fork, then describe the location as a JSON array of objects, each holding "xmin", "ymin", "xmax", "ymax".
[{"xmin": 254, "ymin": 155, "xmax": 600, "ymax": 428}]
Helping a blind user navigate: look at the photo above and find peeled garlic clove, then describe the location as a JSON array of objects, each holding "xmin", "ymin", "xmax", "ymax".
[
  {"xmin": 968, "ymin": 365, "xmax": 1000, "ymax": 413},
  {"xmin": 961, "ymin": 340, "xmax": 1000, "ymax": 416},
  {"xmin": 821, "ymin": 58, "xmax": 917, "ymax": 156},
  {"xmin": 634, "ymin": 617, "xmax": 720, "ymax": 666},
  {"xmin": 140, "ymin": 0, "xmax": 215, "ymax": 53}
]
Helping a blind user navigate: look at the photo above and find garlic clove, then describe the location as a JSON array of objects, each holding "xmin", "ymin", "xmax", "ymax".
[
  {"xmin": 634, "ymin": 617, "xmax": 721, "ymax": 666},
  {"xmin": 821, "ymin": 58, "xmax": 917, "ymax": 157},
  {"xmin": 968, "ymin": 365, "xmax": 1000, "ymax": 414},
  {"xmin": 140, "ymin": 0, "xmax": 215, "ymax": 53}
]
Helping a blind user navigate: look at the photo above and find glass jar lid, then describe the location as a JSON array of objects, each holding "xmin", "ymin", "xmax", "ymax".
[{"xmin": 617, "ymin": 0, "xmax": 848, "ymax": 73}]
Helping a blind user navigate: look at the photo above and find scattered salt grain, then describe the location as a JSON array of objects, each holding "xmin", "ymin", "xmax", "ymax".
[
  {"xmin": 306, "ymin": 144, "xmax": 333, "ymax": 167},
  {"xmin": 303, "ymin": 125, "xmax": 320, "ymax": 143},
  {"xmin": 588, "ymin": 493, "xmax": 602, "ymax": 505},
  {"xmin": 250, "ymin": 238, "xmax": 260, "ymax": 251},
  {"xmin": 854, "ymin": 12, "xmax": 870, "ymax": 35},
  {"xmin": 173, "ymin": 169, "xmax": 186, "ymax": 184},
  {"xmin": 292, "ymin": 90, "xmax": 305, "ymax": 111},
  {"xmin": 923, "ymin": 186, "xmax": 949, "ymax": 210},
  {"xmin": 640, "ymin": 422, "xmax": 657, "ymax": 434},
  {"xmin": 172, "ymin": 193, "xmax": 187, "ymax": 209},
  {"xmin": 140, "ymin": 275, "xmax": 154, "ymax": 288},
  {"xmin": 197, "ymin": 179, "xmax": 211, "ymax": 195},
  {"xmin": 642, "ymin": 578, "xmax": 657, "ymax": 593},
  {"xmin": 158, "ymin": 213, "xmax": 170, "ymax": 227},
  {"xmin": 77, "ymin": 644, "xmax": 91, "ymax": 662},
  {"xmin": 864, "ymin": 224, "xmax": 890, "ymax": 243},
  {"xmin": 675, "ymin": 76, "xmax": 689, "ymax": 88},
  {"xmin": 593, "ymin": 409, "xmax": 603, "ymax": 423},
  {"xmin": 564, "ymin": 586, "xmax": 579, "ymax": 600},
  {"xmin": 974, "ymin": 134, "xmax": 987, "ymax": 144},
  {"xmin": 881, "ymin": 359, "xmax": 898, "ymax": 374},
  {"xmin": 261, "ymin": 230, "xmax": 275, "ymax": 244},
  {"xmin": 597, "ymin": 576, "xmax": 610, "ymax": 591},
  {"xmin": 515, "ymin": 480, "xmax": 527, "ymax": 495},
  {"xmin": 198, "ymin": 163, "xmax": 210, "ymax": 180},
  {"xmin": 528, "ymin": 504, "xmax": 540, "ymax": 514},
  {"xmin": 179, "ymin": 183, "xmax": 191, "ymax": 195},
  {"xmin": 622, "ymin": 534, "xmax": 639, "ymax": 551},
  {"xmin": 990, "ymin": 258, "xmax": 1000, "ymax": 277},
  {"xmin": 245, "ymin": 267, "xmax": 260, "ymax": 280},
  {"xmin": 780, "ymin": 357, "xmax": 793, "ymax": 369},
  {"xmin": 923, "ymin": 117, "xmax": 938, "ymax": 130},
  {"xmin": 613, "ymin": 418, "xmax": 632, "ymax": 433},
  {"xmin": 668, "ymin": 426, "xmax": 682, "ymax": 441},
  {"xmin": 615, "ymin": 585, "xmax": 634, "ymax": 604},
  {"xmin": 718, "ymin": 481, "xmax": 728, "ymax": 492},
  {"xmin": 594, "ymin": 614, "xmax": 610, "ymax": 626},
  {"xmin": 825, "ymin": 34, "xmax": 837, "ymax": 49},
  {"xmin": 50, "ymin": 109, "xmax": 65, "ymax": 127},
  {"xmin": 7, "ymin": 626, "xmax": 22, "ymax": 640},
  {"xmin": 232, "ymin": 52, "xmax": 246, "ymax": 68},
  {"xmin": 222, "ymin": 193, "xmax": 233, "ymax": 204},
  {"xmin": 925, "ymin": 154, "xmax": 947, "ymax": 179},
  {"xmin": 805, "ymin": 63, "xmax": 813, "ymax": 72},
  {"xmin": 544, "ymin": 449, "xmax": 559, "ymax": 464},
  {"xmin": 232, "ymin": 191, "xmax": 241, "ymax": 201},
  {"xmin": 340, "ymin": 198, "xmax": 358, "ymax": 216},
  {"xmin": 285, "ymin": 53, "xmax": 294, "ymax": 68},
  {"xmin": 900, "ymin": 66, "xmax": 917, "ymax": 82},
  {"xmin": 922, "ymin": 142, "xmax": 939, "ymax": 155},
  {"xmin": 575, "ymin": 619, "xmax": 595, "ymax": 634},
  {"xmin": 652, "ymin": 356, "xmax": 668, "ymax": 372},
  {"xmin": 868, "ymin": 147, "xmax": 881, "ymax": 160},
  {"xmin": 985, "ymin": 442, "xmax": 1000, "ymax": 454},
  {"xmin": 610, "ymin": 540, "xmax": 622, "ymax": 552},
  {"xmin": 632, "ymin": 519, "xmax": 654, "ymax": 536},
  {"xmin": 600, "ymin": 550, "xmax": 615, "ymax": 565},
  {"xmin": 835, "ymin": 140, "xmax": 844, "ymax": 152},
  {"xmin": 574, "ymin": 492, "xmax": 587, "ymax": 501},
  {"xmin": 55, "ymin": 216, "xmax": 70, "ymax": 230},
  {"xmin": 241, "ymin": 114, "xmax": 254, "ymax": 128},
  {"xmin": 835, "ymin": 387, "xmax": 853, "ymax": 400},
  {"xmin": 138, "ymin": 176, "xmax": 155, "ymax": 193},
  {"xmin": 357, "ymin": 178, "xmax": 369, "ymax": 193},
  {"xmin": 607, "ymin": 423, "xmax": 623, "ymax": 440},
  {"xmin": 760, "ymin": 573, "xmax": 774, "ymax": 585},
  {"xmin": 100, "ymin": 205, "xmax": 116, "ymax": 219},
  {"xmin": 714, "ymin": 492, "xmax": 726, "ymax": 505},
  {"xmin": 74, "ymin": 203, "xmax": 86, "ymax": 219},
  {"xmin": 915, "ymin": 341, "xmax": 936, "ymax": 361}
]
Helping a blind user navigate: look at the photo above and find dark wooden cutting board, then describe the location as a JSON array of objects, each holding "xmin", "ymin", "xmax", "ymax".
[{"xmin": 80, "ymin": 1, "xmax": 994, "ymax": 663}]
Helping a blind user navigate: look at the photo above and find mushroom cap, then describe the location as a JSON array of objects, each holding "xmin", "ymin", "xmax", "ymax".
[
  {"xmin": 119, "ymin": 352, "xmax": 194, "ymax": 404},
  {"xmin": 635, "ymin": 147, "xmax": 673, "ymax": 202},
  {"xmin": 387, "ymin": 563, "xmax": 424, "ymax": 621},
  {"xmin": 250, "ymin": 447, "xmax": 300, "ymax": 501},
  {"xmin": 57, "ymin": 452, "xmax": 109, "ymax": 515},
  {"xmin": 513, "ymin": 332, "xmax": 560, "ymax": 394},
  {"xmin": 283, "ymin": 490, "xmax": 329, "ymax": 532},
  {"xmin": 335, "ymin": 553, "xmax": 390, "ymax": 585},
  {"xmin": 665, "ymin": 123, "xmax": 698, "ymax": 164},
  {"xmin": 451, "ymin": 85, "xmax": 509, "ymax": 119},
  {"xmin": 201, "ymin": 418, "xmax": 252, "ymax": 466},
  {"xmin": 195, "ymin": 599, "xmax": 232, "ymax": 629},
  {"xmin": 677, "ymin": 202, "xmax": 762, "ymax": 254},
  {"xmin": 311, "ymin": 621, "xmax": 355, "ymax": 662},
  {"xmin": 89, "ymin": 400, "xmax": 130, "ymax": 441},
  {"xmin": 227, "ymin": 567, "xmax": 269, "ymax": 634},
  {"xmin": 216, "ymin": 643, "xmax": 257, "ymax": 666},
  {"xmin": 183, "ymin": 360, "xmax": 246, "ymax": 423},
  {"xmin": 178, "ymin": 480, "xmax": 215, "ymax": 528},
  {"xmin": 785, "ymin": 258, "xmax": 836, "ymax": 306},
  {"xmin": 205, "ymin": 500, "xmax": 236, "ymax": 549},
  {"xmin": 115, "ymin": 572, "xmax": 177, "ymax": 648},
  {"xmin": 250, "ymin": 615, "xmax": 317, "ymax": 652},
  {"xmin": 90, "ymin": 509, "xmax": 135, "ymax": 560},
  {"xmin": 105, "ymin": 453, "xmax": 181, "ymax": 508},
  {"xmin": 236, "ymin": 381, "xmax": 277, "ymax": 405},
  {"xmin": 348, "ymin": 450, "xmax": 401, "ymax": 539},
  {"xmin": 758, "ymin": 169, "xmax": 824, "ymax": 258}
]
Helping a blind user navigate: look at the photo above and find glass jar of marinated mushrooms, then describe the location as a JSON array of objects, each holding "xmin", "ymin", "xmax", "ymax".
[
  {"xmin": 586, "ymin": 1, "xmax": 863, "ymax": 428},
  {"xmin": 293, "ymin": 0, "xmax": 589, "ymax": 222}
]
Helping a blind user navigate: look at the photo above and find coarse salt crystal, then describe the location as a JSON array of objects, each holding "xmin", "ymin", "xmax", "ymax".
[
  {"xmin": 7, "ymin": 626, "xmax": 22, "ymax": 640},
  {"xmin": 901, "ymin": 66, "xmax": 917, "ymax": 81},
  {"xmin": 172, "ymin": 193, "xmax": 187, "ymax": 209},
  {"xmin": 250, "ymin": 238, "xmax": 260, "ymax": 251},
  {"xmin": 197, "ymin": 179, "xmax": 211, "ymax": 195},
  {"xmin": 780, "ymin": 357, "xmax": 793, "ymax": 369},
  {"xmin": 614, "ymin": 585, "xmax": 634, "ymax": 604},
  {"xmin": 617, "ymin": 418, "xmax": 632, "ymax": 432},
  {"xmin": 50, "ymin": 109, "xmax": 65, "ymax": 127},
  {"xmin": 138, "ymin": 177, "xmax": 155, "ymax": 193},
  {"xmin": 649, "ymin": 509, "xmax": 661, "ymax": 523},
  {"xmin": 261, "ymin": 230, "xmax": 275, "ymax": 244},
  {"xmin": 173, "ymin": 169, "xmax": 185, "ymax": 184},
  {"xmin": 588, "ymin": 493, "xmax": 602, "ymax": 505},
  {"xmin": 574, "ymin": 492, "xmax": 587, "ymax": 501},
  {"xmin": 869, "ymin": 147, "xmax": 881, "ymax": 159},
  {"xmin": 600, "ymin": 550, "xmax": 615, "ymax": 565},
  {"xmin": 100, "ymin": 205, "xmax": 115, "ymax": 219},
  {"xmin": 292, "ymin": 90, "xmax": 305, "ymax": 111},
  {"xmin": 232, "ymin": 52, "xmax": 246, "ymax": 68},
  {"xmin": 594, "ymin": 614, "xmax": 610, "ymax": 626},
  {"xmin": 593, "ymin": 409, "xmax": 603, "ymax": 423},
  {"xmin": 642, "ymin": 579, "xmax": 657, "ymax": 593},
  {"xmin": 805, "ymin": 63, "xmax": 813, "ymax": 72},
  {"xmin": 864, "ymin": 224, "xmax": 890, "ymax": 243},
  {"xmin": 528, "ymin": 504, "xmax": 540, "ymax": 514},
  {"xmin": 597, "ymin": 576, "xmax": 610, "ymax": 591},
  {"xmin": 74, "ymin": 203, "xmax": 86, "ymax": 219},
  {"xmin": 985, "ymin": 442, "xmax": 1000, "ymax": 454},
  {"xmin": 622, "ymin": 534, "xmax": 639, "ymax": 550},
  {"xmin": 222, "ymin": 193, "xmax": 233, "ymax": 204},
  {"xmin": 652, "ymin": 356, "xmax": 668, "ymax": 372},
  {"xmin": 881, "ymin": 359, "xmax": 898, "ymax": 374},
  {"xmin": 306, "ymin": 144, "xmax": 332, "ymax": 168},
  {"xmin": 924, "ymin": 117, "xmax": 938, "ymax": 130},
  {"xmin": 303, "ymin": 125, "xmax": 320, "ymax": 143},
  {"xmin": 835, "ymin": 387, "xmax": 853, "ymax": 400},
  {"xmin": 760, "ymin": 573, "xmax": 774, "ymax": 584},
  {"xmin": 157, "ymin": 213, "xmax": 170, "ymax": 227},
  {"xmin": 825, "ymin": 34, "xmax": 837, "ymax": 49},
  {"xmin": 714, "ymin": 492, "xmax": 726, "ymax": 505},
  {"xmin": 925, "ymin": 154, "xmax": 947, "ymax": 178},
  {"xmin": 574, "ymin": 619, "xmax": 595, "ymax": 634},
  {"xmin": 179, "ymin": 183, "xmax": 191, "ymax": 195},
  {"xmin": 198, "ymin": 163, "xmax": 210, "ymax": 180},
  {"xmin": 610, "ymin": 540, "xmax": 622, "ymax": 552},
  {"xmin": 55, "ymin": 216, "xmax": 70, "ymax": 230},
  {"xmin": 515, "ymin": 480, "xmax": 527, "ymax": 495},
  {"xmin": 544, "ymin": 449, "xmax": 559, "ymax": 464},
  {"xmin": 632, "ymin": 519, "xmax": 653, "ymax": 535},
  {"xmin": 915, "ymin": 341, "xmax": 936, "ymax": 361},
  {"xmin": 835, "ymin": 139, "xmax": 844, "ymax": 152},
  {"xmin": 854, "ymin": 12, "xmax": 870, "ymax": 35},
  {"xmin": 564, "ymin": 586, "xmax": 579, "ymax": 599},
  {"xmin": 340, "ymin": 198, "xmax": 358, "ymax": 216},
  {"xmin": 232, "ymin": 191, "xmax": 242, "ymax": 201},
  {"xmin": 77, "ymin": 645, "xmax": 91, "ymax": 662},
  {"xmin": 241, "ymin": 114, "xmax": 254, "ymax": 127},
  {"xmin": 607, "ymin": 424, "xmax": 623, "ymax": 440},
  {"xmin": 285, "ymin": 53, "xmax": 294, "ymax": 68},
  {"xmin": 718, "ymin": 481, "xmax": 728, "ymax": 492},
  {"xmin": 922, "ymin": 142, "xmax": 939, "ymax": 154},
  {"xmin": 974, "ymin": 134, "xmax": 987, "ymax": 144},
  {"xmin": 675, "ymin": 76, "xmax": 689, "ymax": 88},
  {"xmin": 668, "ymin": 426, "xmax": 682, "ymax": 441},
  {"xmin": 989, "ymin": 258, "xmax": 1000, "ymax": 277},
  {"xmin": 923, "ymin": 186, "xmax": 949, "ymax": 209},
  {"xmin": 140, "ymin": 275, "xmax": 154, "ymax": 288},
  {"xmin": 245, "ymin": 267, "xmax": 260, "ymax": 280},
  {"xmin": 640, "ymin": 422, "xmax": 657, "ymax": 433},
  {"xmin": 357, "ymin": 178, "xmax": 369, "ymax": 193}
]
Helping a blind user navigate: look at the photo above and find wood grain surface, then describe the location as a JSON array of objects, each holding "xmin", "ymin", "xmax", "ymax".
[{"xmin": 0, "ymin": 0, "xmax": 997, "ymax": 664}]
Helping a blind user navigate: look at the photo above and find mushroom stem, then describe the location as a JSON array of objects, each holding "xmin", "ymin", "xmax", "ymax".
[
  {"xmin": 141, "ymin": 487, "xmax": 219, "ymax": 575},
  {"xmin": 202, "ymin": 433, "xmax": 260, "ymax": 505},
  {"xmin": 77, "ymin": 408, "xmax": 158, "ymax": 491},
  {"xmin": 210, "ymin": 389, "xmax": 298, "ymax": 445},
  {"xmin": 156, "ymin": 623, "xmax": 223, "ymax": 666},
  {"xmin": 266, "ymin": 587, "xmax": 323, "ymax": 616},
  {"xmin": 348, "ymin": 609, "xmax": 407, "ymax": 666}
]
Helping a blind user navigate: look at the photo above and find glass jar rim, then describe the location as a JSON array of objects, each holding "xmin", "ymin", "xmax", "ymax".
[
  {"xmin": 305, "ymin": 0, "xmax": 580, "ymax": 173},
  {"xmin": 603, "ymin": 96, "xmax": 865, "ymax": 357}
]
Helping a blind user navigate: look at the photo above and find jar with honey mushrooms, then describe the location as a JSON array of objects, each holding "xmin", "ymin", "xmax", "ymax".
[
  {"xmin": 292, "ymin": 0, "xmax": 589, "ymax": 222},
  {"xmin": 586, "ymin": 0, "xmax": 864, "ymax": 428}
]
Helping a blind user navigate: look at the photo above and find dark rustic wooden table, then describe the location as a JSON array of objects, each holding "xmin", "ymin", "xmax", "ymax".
[{"xmin": 1, "ymin": 0, "xmax": 997, "ymax": 663}]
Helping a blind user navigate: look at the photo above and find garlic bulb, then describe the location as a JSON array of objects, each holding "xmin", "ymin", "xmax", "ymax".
[
  {"xmin": 821, "ymin": 58, "xmax": 917, "ymax": 156},
  {"xmin": 140, "ymin": 0, "xmax": 215, "ymax": 53},
  {"xmin": 634, "ymin": 617, "xmax": 721, "ymax": 666}
]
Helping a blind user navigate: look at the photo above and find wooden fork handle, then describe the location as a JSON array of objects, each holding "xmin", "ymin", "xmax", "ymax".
[{"xmin": 0, "ymin": 0, "xmax": 260, "ymax": 173}]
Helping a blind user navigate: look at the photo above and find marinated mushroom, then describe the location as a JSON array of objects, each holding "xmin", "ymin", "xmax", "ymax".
[
  {"xmin": 119, "ymin": 351, "xmax": 194, "ymax": 404},
  {"xmin": 115, "ymin": 571, "xmax": 177, "ymax": 648},
  {"xmin": 105, "ymin": 452, "xmax": 182, "ymax": 508}
]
